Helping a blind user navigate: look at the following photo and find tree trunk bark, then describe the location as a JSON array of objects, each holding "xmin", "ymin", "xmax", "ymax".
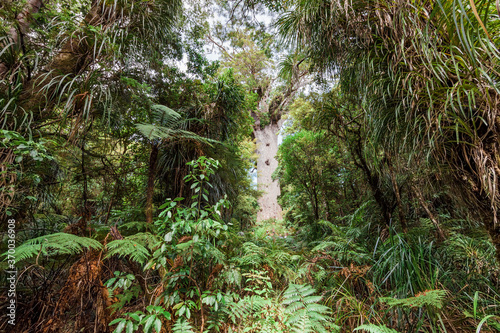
[
  {"xmin": 412, "ymin": 185, "xmax": 446, "ymax": 241},
  {"xmin": 145, "ymin": 143, "xmax": 159, "ymax": 224},
  {"xmin": 254, "ymin": 122, "xmax": 283, "ymax": 222},
  {"xmin": 352, "ymin": 139, "xmax": 394, "ymax": 226}
]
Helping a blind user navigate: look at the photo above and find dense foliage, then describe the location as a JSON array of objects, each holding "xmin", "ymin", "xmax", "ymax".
[{"xmin": 1, "ymin": 0, "xmax": 500, "ymax": 332}]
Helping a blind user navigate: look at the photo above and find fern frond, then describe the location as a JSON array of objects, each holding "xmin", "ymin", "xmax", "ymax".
[
  {"xmin": 105, "ymin": 238, "xmax": 150, "ymax": 264},
  {"xmin": 380, "ymin": 289, "xmax": 447, "ymax": 309},
  {"xmin": 172, "ymin": 318, "xmax": 195, "ymax": 333},
  {"xmin": 222, "ymin": 267, "xmax": 242, "ymax": 287},
  {"xmin": 354, "ymin": 324, "xmax": 400, "ymax": 333},
  {"xmin": 282, "ymin": 284, "xmax": 331, "ymax": 332},
  {"xmin": 135, "ymin": 104, "xmax": 215, "ymax": 146},
  {"xmin": 119, "ymin": 221, "xmax": 150, "ymax": 232},
  {"xmin": 8, "ymin": 232, "xmax": 102, "ymax": 264},
  {"xmin": 127, "ymin": 232, "xmax": 161, "ymax": 251},
  {"xmin": 311, "ymin": 241, "xmax": 337, "ymax": 252},
  {"xmin": 282, "ymin": 284, "xmax": 317, "ymax": 305}
]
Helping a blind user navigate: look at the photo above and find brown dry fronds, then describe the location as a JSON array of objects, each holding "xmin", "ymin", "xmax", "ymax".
[{"xmin": 42, "ymin": 250, "xmax": 110, "ymax": 333}]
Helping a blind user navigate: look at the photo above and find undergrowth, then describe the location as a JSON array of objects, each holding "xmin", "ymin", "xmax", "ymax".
[{"xmin": 4, "ymin": 157, "xmax": 500, "ymax": 333}]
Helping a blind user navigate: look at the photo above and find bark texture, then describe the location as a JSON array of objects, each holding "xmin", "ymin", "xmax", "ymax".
[{"xmin": 255, "ymin": 121, "xmax": 282, "ymax": 222}]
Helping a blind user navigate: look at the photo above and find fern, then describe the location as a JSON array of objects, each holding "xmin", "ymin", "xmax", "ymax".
[
  {"xmin": 135, "ymin": 104, "xmax": 214, "ymax": 145},
  {"xmin": 354, "ymin": 324, "xmax": 399, "ymax": 333},
  {"xmin": 222, "ymin": 295, "xmax": 271, "ymax": 324},
  {"xmin": 7, "ymin": 232, "xmax": 102, "ymax": 263},
  {"xmin": 172, "ymin": 318, "xmax": 195, "ymax": 333},
  {"xmin": 239, "ymin": 242, "xmax": 265, "ymax": 266},
  {"xmin": 119, "ymin": 221, "xmax": 150, "ymax": 232},
  {"xmin": 221, "ymin": 266, "xmax": 242, "ymax": 287},
  {"xmin": 311, "ymin": 241, "xmax": 337, "ymax": 252},
  {"xmin": 127, "ymin": 232, "xmax": 161, "ymax": 250},
  {"xmin": 105, "ymin": 238, "xmax": 150, "ymax": 264},
  {"xmin": 380, "ymin": 289, "xmax": 447, "ymax": 310},
  {"xmin": 282, "ymin": 284, "xmax": 333, "ymax": 333}
]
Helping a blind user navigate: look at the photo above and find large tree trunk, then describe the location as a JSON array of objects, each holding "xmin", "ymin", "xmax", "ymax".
[
  {"xmin": 145, "ymin": 143, "xmax": 159, "ymax": 224},
  {"xmin": 254, "ymin": 122, "xmax": 283, "ymax": 222}
]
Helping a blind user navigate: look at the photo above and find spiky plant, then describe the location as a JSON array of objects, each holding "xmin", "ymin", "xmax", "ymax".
[{"xmin": 277, "ymin": 0, "xmax": 500, "ymax": 262}]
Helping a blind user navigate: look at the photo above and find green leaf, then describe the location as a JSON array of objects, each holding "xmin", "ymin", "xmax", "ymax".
[
  {"xmin": 110, "ymin": 318, "xmax": 124, "ymax": 326},
  {"xmin": 114, "ymin": 320, "xmax": 126, "ymax": 333},
  {"xmin": 354, "ymin": 324, "xmax": 399, "ymax": 333},
  {"xmin": 143, "ymin": 316, "xmax": 155, "ymax": 333},
  {"xmin": 126, "ymin": 321, "xmax": 134, "ymax": 333},
  {"xmin": 154, "ymin": 318, "xmax": 162, "ymax": 333}
]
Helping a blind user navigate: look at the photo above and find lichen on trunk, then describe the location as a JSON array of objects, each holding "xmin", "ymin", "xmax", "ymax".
[{"xmin": 254, "ymin": 121, "xmax": 283, "ymax": 222}]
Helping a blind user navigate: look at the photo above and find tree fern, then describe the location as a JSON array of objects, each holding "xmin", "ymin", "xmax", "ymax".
[
  {"xmin": 354, "ymin": 324, "xmax": 399, "ymax": 333},
  {"xmin": 127, "ymin": 232, "xmax": 161, "ymax": 251},
  {"xmin": 8, "ymin": 232, "xmax": 102, "ymax": 264},
  {"xmin": 135, "ymin": 104, "xmax": 214, "ymax": 145}
]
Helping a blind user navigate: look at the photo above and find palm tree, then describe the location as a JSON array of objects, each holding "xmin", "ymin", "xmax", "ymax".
[{"xmin": 135, "ymin": 105, "xmax": 214, "ymax": 224}]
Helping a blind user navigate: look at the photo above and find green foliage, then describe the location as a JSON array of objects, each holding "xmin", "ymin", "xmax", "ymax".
[
  {"xmin": 109, "ymin": 305, "xmax": 171, "ymax": 333},
  {"xmin": 276, "ymin": 130, "xmax": 345, "ymax": 228},
  {"xmin": 9, "ymin": 232, "xmax": 102, "ymax": 264},
  {"xmin": 372, "ymin": 234, "xmax": 440, "ymax": 298},
  {"xmin": 135, "ymin": 104, "xmax": 213, "ymax": 145},
  {"xmin": 354, "ymin": 324, "xmax": 399, "ymax": 333},
  {"xmin": 282, "ymin": 283, "xmax": 334, "ymax": 333},
  {"xmin": 380, "ymin": 289, "xmax": 447, "ymax": 310},
  {"xmin": 106, "ymin": 271, "xmax": 136, "ymax": 291},
  {"xmin": 105, "ymin": 271, "xmax": 141, "ymax": 313},
  {"xmin": 6, "ymin": 2, "xmax": 500, "ymax": 333},
  {"xmin": 105, "ymin": 238, "xmax": 151, "ymax": 265},
  {"xmin": 172, "ymin": 318, "xmax": 195, "ymax": 333},
  {"xmin": 0, "ymin": 130, "xmax": 53, "ymax": 163}
]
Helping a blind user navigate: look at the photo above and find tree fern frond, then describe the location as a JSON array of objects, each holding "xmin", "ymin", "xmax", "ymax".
[
  {"xmin": 105, "ymin": 238, "xmax": 150, "ymax": 264},
  {"xmin": 135, "ymin": 104, "xmax": 215, "ymax": 146},
  {"xmin": 7, "ymin": 232, "xmax": 102, "ymax": 264},
  {"xmin": 126, "ymin": 232, "xmax": 161, "ymax": 251}
]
